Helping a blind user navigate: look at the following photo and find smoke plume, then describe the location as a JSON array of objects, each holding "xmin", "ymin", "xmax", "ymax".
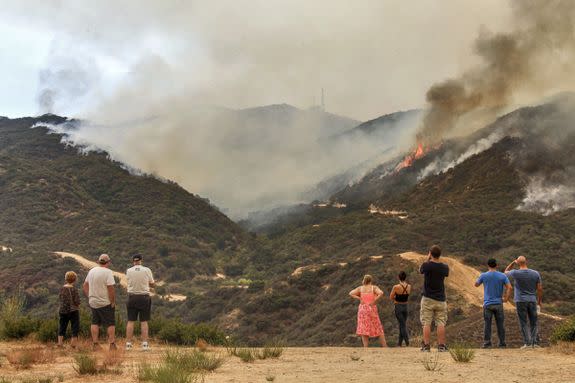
[{"xmin": 418, "ymin": 0, "xmax": 575, "ymax": 145}]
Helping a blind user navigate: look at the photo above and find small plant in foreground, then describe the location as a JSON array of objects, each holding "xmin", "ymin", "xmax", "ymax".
[
  {"xmin": 228, "ymin": 347, "xmax": 256, "ymax": 363},
  {"xmin": 6, "ymin": 348, "xmax": 55, "ymax": 369},
  {"xmin": 422, "ymin": 352, "xmax": 443, "ymax": 371},
  {"xmin": 266, "ymin": 375, "xmax": 276, "ymax": 382},
  {"xmin": 449, "ymin": 343, "xmax": 475, "ymax": 363},
  {"xmin": 138, "ymin": 362, "xmax": 199, "ymax": 383},
  {"xmin": 164, "ymin": 349, "xmax": 224, "ymax": 372},
  {"xmin": 260, "ymin": 343, "xmax": 284, "ymax": 359},
  {"xmin": 73, "ymin": 353, "xmax": 99, "ymax": 375}
]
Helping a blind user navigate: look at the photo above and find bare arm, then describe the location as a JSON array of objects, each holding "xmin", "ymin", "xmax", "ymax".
[
  {"xmin": 389, "ymin": 285, "xmax": 397, "ymax": 301},
  {"xmin": 107, "ymin": 285, "xmax": 116, "ymax": 307},
  {"xmin": 537, "ymin": 282, "xmax": 543, "ymax": 306},
  {"xmin": 504, "ymin": 260, "xmax": 516, "ymax": 274},
  {"xmin": 349, "ymin": 287, "xmax": 361, "ymax": 301},
  {"xmin": 503, "ymin": 283, "xmax": 512, "ymax": 303},
  {"xmin": 83, "ymin": 281, "xmax": 89, "ymax": 297},
  {"xmin": 373, "ymin": 286, "xmax": 384, "ymax": 304}
]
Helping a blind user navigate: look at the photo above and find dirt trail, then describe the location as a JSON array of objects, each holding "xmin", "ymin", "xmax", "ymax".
[
  {"xmin": 399, "ymin": 252, "xmax": 563, "ymax": 320},
  {"xmin": 0, "ymin": 342, "xmax": 574, "ymax": 383},
  {"xmin": 53, "ymin": 251, "xmax": 186, "ymax": 302}
]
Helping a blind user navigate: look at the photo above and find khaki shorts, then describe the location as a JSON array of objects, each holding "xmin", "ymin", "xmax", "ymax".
[{"xmin": 420, "ymin": 296, "xmax": 448, "ymax": 326}]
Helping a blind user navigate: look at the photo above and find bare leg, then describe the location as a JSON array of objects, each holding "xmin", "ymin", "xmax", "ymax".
[
  {"xmin": 91, "ymin": 324, "xmax": 99, "ymax": 343},
  {"xmin": 141, "ymin": 321, "xmax": 149, "ymax": 342},
  {"xmin": 361, "ymin": 336, "xmax": 369, "ymax": 348},
  {"xmin": 57, "ymin": 335, "xmax": 64, "ymax": 346},
  {"xmin": 437, "ymin": 325, "xmax": 446, "ymax": 345},
  {"xmin": 423, "ymin": 325, "xmax": 431, "ymax": 345},
  {"xmin": 379, "ymin": 334, "xmax": 387, "ymax": 347},
  {"xmin": 126, "ymin": 321, "xmax": 135, "ymax": 343},
  {"xmin": 107, "ymin": 325, "xmax": 116, "ymax": 344}
]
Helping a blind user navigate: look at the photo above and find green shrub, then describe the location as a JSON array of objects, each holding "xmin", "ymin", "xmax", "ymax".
[
  {"xmin": 550, "ymin": 316, "xmax": 575, "ymax": 343},
  {"xmin": 37, "ymin": 318, "xmax": 59, "ymax": 343},
  {"xmin": 260, "ymin": 343, "xmax": 284, "ymax": 359},
  {"xmin": 154, "ymin": 318, "xmax": 226, "ymax": 346},
  {"xmin": 73, "ymin": 353, "xmax": 98, "ymax": 375},
  {"xmin": 449, "ymin": 343, "xmax": 475, "ymax": 363},
  {"xmin": 227, "ymin": 347, "xmax": 257, "ymax": 363},
  {"xmin": 164, "ymin": 349, "xmax": 224, "ymax": 372},
  {"xmin": 138, "ymin": 363, "xmax": 197, "ymax": 383},
  {"xmin": 1, "ymin": 316, "xmax": 37, "ymax": 339}
]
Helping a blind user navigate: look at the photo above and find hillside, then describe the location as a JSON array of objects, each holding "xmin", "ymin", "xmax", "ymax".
[{"xmin": 0, "ymin": 115, "xmax": 257, "ymax": 314}]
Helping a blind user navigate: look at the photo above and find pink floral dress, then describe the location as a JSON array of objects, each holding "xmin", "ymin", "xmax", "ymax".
[{"xmin": 356, "ymin": 286, "xmax": 384, "ymax": 337}]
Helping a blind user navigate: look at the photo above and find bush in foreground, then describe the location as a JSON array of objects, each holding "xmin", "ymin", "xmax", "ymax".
[
  {"xmin": 449, "ymin": 343, "xmax": 475, "ymax": 363},
  {"xmin": 550, "ymin": 316, "xmax": 575, "ymax": 343}
]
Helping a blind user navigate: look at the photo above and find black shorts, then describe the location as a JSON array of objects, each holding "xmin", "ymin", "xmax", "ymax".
[
  {"xmin": 127, "ymin": 295, "xmax": 152, "ymax": 322},
  {"xmin": 59, "ymin": 310, "xmax": 80, "ymax": 337},
  {"xmin": 91, "ymin": 305, "xmax": 115, "ymax": 327}
]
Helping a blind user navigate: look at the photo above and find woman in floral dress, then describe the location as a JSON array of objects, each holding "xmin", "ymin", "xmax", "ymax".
[{"xmin": 349, "ymin": 275, "xmax": 387, "ymax": 347}]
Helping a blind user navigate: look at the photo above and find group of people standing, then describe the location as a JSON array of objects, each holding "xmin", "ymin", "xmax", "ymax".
[
  {"xmin": 58, "ymin": 253, "xmax": 156, "ymax": 351},
  {"xmin": 350, "ymin": 245, "xmax": 543, "ymax": 350}
]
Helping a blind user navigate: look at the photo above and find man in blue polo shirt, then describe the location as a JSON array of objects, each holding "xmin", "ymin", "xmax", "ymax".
[
  {"xmin": 505, "ymin": 256, "xmax": 543, "ymax": 348},
  {"xmin": 475, "ymin": 258, "xmax": 511, "ymax": 348}
]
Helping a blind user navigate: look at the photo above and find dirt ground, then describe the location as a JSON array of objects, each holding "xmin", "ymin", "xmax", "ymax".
[{"xmin": 1, "ymin": 343, "xmax": 574, "ymax": 383}]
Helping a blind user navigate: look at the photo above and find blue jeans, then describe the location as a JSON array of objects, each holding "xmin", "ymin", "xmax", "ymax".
[
  {"xmin": 516, "ymin": 302, "xmax": 538, "ymax": 346},
  {"xmin": 483, "ymin": 304, "xmax": 505, "ymax": 346}
]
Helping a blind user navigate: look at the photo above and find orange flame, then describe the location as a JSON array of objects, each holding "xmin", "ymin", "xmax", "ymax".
[{"xmin": 395, "ymin": 142, "xmax": 426, "ymax": 172}]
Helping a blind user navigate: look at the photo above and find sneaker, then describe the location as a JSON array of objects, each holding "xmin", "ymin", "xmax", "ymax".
[
  {"xmin": 438, "ymin": 344, "xmax": 449, "ymax": 352},
  {"xmin": 125, "ymin": 342, "xmax": 133, "ymax": 351},
  {"xmin": 532, "ymin": 344, "xmax": 542, "ymax": 349},
  {"xmin": 498, "ymin": 344, "xmax": 507, "ymax": 348},
  {"xmin": 109, "ymin": 342, "xmax": 117, "ymax": 351},
  {"xmin": 520, "ymin": 344, "xmax": 531, "ymax": 349},
  {"xmin": 481, "ymin": 343, "xmax": 492, "ymax": 349},
  {"xmin": 420, "ymin": 343, "xmax": 431, "ymax": 352},
  {"xmin": 142, "ymin": 342, "xmax": 150, "ymax": 351}
]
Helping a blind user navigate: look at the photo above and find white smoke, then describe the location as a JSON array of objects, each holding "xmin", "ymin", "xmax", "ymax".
[
  {"xmin": 517, "ymin": 177, "xmax": 575, "ymax": 215},
  {"xmin": 418, "ymin": 130, "xmax": 507, "ymax": 180}
]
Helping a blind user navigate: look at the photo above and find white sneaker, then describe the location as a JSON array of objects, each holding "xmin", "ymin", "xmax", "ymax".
[
  {"xmin": 520, "ymin": 344, "xmax": 530, "ymax": 349},
  {"xmin": 125, "ymin": 342, "xmax": 133, "ymax": 350},
  {"xmin": 142, "ymin": 342, "xmax": 150, "ymax": 351}
]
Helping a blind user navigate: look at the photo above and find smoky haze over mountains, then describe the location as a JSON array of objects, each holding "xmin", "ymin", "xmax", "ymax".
[
  {"xmin": 3, "ymin": 1, "xmax": 575, "ymax": 216},
  {"xmin": 418, "ymin": 0, "xmax": 575, "ymax": 145}
]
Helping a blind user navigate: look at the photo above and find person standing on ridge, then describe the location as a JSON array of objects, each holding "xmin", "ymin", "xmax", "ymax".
[
  {"xmin": 419, "ymin": 245, "xmax": 449, "ymax": 352},
  {"xmin": 349, "ymin": 274, "xmax": 387, "ymax": 347},
  {"xmin": 125, "ymin": 254, "xmax": 155, "ymax": 351},
  {"xmin": 390, "ymin": 271, "xmax": 411, "ymax": 347},
  {"xmin": 475, "ymin": 258, "xmax": 512, "ymax": 348},
  {"xmin": 505, "ymin": 256, "xmax": 543, "ymax": 348},
  {"xmin": 58, "ymin": 271, "xmax": 81, "ymax": 348},
  {"xmin": 83, "ymin": 253, "xmax": 117, "ymax": 350}
]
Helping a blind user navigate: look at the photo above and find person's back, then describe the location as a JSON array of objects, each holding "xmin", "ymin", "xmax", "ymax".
[
  {"xmin": 421, "ymin": 261, "xmax": 449, "ymax": 301},
  {"xmin": 86, "ymin": 266, "xmax": 115, "ymax": 308},
  {"xmin": 126, "ymin": 264, "xmax": 154, "ymax": 295},
  {"xmin": 507, "ymin": 269, "xmax": 540, "ymax": 303},
  {"xmin": 478, "ymin": 271, "xmax": 509, "ymax": 306}
]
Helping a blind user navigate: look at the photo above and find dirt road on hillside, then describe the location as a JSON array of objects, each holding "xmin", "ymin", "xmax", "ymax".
[{"xmin": 0, "ymin": 342, "xmax": 573, "ymax": 383}]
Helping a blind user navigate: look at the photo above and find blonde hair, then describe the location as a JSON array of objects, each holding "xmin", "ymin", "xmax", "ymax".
[
  {"xmin": 362, "ymin": 274, "xmax": 373, "ymax": 285},
  {"xmin": 65, "ymin": 271, "xmax": 77, "ymax": 284}
]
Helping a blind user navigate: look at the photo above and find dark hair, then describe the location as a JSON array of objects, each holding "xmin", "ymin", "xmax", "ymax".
[
  {"xmin": 398, "ymin": 271, "xmax": 407, "ymax": 281},
  {"xmin": 487, "ymin": 258, "xmax": 497, "ymax": 268},
  {"xmin": 430, "ymin": 245, "xmax": 442, "ymax": 258}
]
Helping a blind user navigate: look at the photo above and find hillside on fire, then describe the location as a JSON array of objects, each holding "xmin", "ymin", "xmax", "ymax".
[{"xmin": 1, "ymin": 95, "xmax": 574, "ymax": 346}]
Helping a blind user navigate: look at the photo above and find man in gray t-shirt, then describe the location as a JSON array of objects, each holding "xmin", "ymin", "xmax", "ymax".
[{"xmin": 505, "ymin": 256, "xmax": 543, "ymax": 348}]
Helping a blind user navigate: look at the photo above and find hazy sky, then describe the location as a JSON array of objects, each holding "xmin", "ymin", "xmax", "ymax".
[{"xmin": 0, "ymin": 0, "xmax": 512, "ymax": 120}]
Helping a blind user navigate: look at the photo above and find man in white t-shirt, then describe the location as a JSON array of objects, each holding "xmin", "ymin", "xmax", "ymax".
[
  {"xmin": 83, "ymin": 253, "xmax": 116, "ymax": 350},
  {"xmin": 125, "ymin": 254, "xmax": 155, "ymax": 351}
]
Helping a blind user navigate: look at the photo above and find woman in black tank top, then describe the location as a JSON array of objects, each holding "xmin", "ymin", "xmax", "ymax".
[{"xmin": 390, "ymin": 271, "xmax": 411, "ymax": 347}]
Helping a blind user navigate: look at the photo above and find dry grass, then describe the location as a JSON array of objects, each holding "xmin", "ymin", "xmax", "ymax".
[
  {"xmin": 6, "ymin": 347, "xmax": 56, "ymax": 369},
  {"xmin": 549, "ymin": 341, "xmax": 575, "ymax": 355},
  {"xmin": 421, "ymin": 352, "xmax": 443, "ymax": 371},
  {"xmin": 448, "ymin": 343, "xmax": 475, "ymax": 363},
  {"xmin": 195, "ymin": 339, "xmax": 209, "ymax": 352}
]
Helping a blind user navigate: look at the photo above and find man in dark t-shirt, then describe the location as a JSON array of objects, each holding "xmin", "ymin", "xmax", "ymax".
[{"xmin": 419, "ymin": 245, "xmax": 449, "ymax": 352}]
